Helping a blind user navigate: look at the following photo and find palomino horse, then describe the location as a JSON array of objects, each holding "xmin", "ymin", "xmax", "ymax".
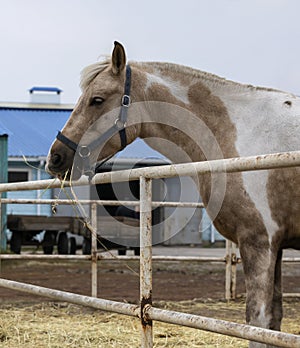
[{"xmin": 46, "ymin": 42, "xmax": 300, "ymax": 347}]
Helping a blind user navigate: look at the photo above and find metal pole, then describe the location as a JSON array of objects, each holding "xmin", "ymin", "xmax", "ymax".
[
  {"xmin": 0, "ymin": 151, "xmax": 300, "ymax": 192},
  {"xmin": 0, "ymin": 254, "xmax": 225, "ymax": 262},
  {"xmin": 0, "ymin": 277, "xmax": 298, "ymax": 347},
  {"xmin": 0, "ymin": 198, "xmax": 204, "ymax": 208},
  {"xmin": 140, "ymin": 176, "xmax": 153, "ymax": 348},
  {"xmin": 0, "ymin": 278, "xmax": 139, "ymax": 317},
  {"xmin": 147, "ymin": 306, "xmax": 300, "ymax": 348},
  {"xmin": 231, "ymin": 242, "xmax": 237, "ymax": 299},
  {"xmin": 91, "ymin": 203, "xmax": 98, "ymax": 297},
  {"xmin": 225, "ymin": 240, "xmax": 232, "ymax": 300}
]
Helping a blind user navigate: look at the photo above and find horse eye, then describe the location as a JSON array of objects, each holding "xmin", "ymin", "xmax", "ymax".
[{"xmin": 91, "ymin": 97, "xmax": 104, "ymax": 106}]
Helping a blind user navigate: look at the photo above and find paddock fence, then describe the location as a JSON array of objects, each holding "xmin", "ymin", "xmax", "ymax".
[
  {"xmin": 0, "ymin": 198, "xmax": 299, "ymax": 300},
  {"xmin": 0, "ymin": 151, "xmax": 300, "ymax": 347}
]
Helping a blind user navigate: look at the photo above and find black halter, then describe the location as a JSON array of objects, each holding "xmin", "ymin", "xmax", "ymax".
[{"xmin": 56, "ymin": 65, "xmax": 132, "ymax": 176}]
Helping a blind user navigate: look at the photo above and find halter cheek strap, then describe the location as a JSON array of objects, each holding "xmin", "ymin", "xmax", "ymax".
[
  {"xmin": 56, "ymin": 65, "xmax": 132, "ymax": 175},
  {"xmin": 118, "ymin": 65, "xmax": 132, "ymax": 148}
]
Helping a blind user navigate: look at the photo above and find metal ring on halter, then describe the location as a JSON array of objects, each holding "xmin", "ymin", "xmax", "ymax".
[
  {"xmin": 114, "ymin": 118, "xmax": 126, "ymax": 130},
  {"xmin": 78, "ymin": 145, "xmax": 91, "ymax": 158},
  {"xmin": 121, "ymin": 94, "xmax": 131, "ymax": 107}
]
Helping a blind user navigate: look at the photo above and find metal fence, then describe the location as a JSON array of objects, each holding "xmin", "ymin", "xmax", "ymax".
[
  {"xmin": 0, "ymin": 151, "xmax": 300, "ymax": 347},
  {"xmin": 1, "ymin": 198, "xmax": 299, "ymax": 301}
]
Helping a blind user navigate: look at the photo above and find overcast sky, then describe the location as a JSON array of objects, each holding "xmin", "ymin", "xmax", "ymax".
[{"xmin": 1, "ymin": 0, "xmax": 300, "ymax": 104}]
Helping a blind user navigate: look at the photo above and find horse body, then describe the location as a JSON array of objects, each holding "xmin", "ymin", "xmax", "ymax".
[
  {"xmin": 46, "ymin": 42, "xmax": 300, "ymax": 347},
  {"xmin": 136, "ymin": 60, "xmax": 300, "ymax": 242}
]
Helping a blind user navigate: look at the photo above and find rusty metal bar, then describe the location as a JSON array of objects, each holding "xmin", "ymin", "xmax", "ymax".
[
  {"xmin": 0, "ymin": 277, "xmax": 298, "ymax": 347},
  {"xmin": 225, "ymin": 240, "xmax": 232, "ymax": 301},
  {"xmin": 225, "ymin": 240, "xmax": 238, "ymax": 300},
  {"xmin": 0, "ymin": 151, "xmax": 300, "ymax": 192},
  {"xmin": 140, "ymin": 176, "xmax": 153, "ymax": 347},
  {"xmin": 0, "ymin": 253, "xmax": 297, "ymax": 264},
  {"xmin": 231, "ymin": 242, "xmax": 237, "ymax": 300},
  {"xmin": 283, "ymin": 293, "xmax": 300, "ymax": 298},
  {"xmin": 147, "ymin": 307, "xmax": 300, "ymax": 348},
  {"xmin": 0, "ymin": 278, "xmax": 139, "ymax": 317},
  {"xmin": 281, "ymin": 257, "xmax": 300, "ymax": 262},
  {"xmin": 91, "ymin": 202, "xmax": 98, "ymax": 297},
  {"xmin": 0, "ymin": 254, "xmax": 225, "ymax": 262},
  {"xmin": 0, "ymin": 254, "xmax": 91, "ymax": 260},
  {"xmin": 0, "ymin": 254, "xmax": 219, "ymax": 261},
  {"xmin": 0, "ymin": 198, "xmax": 204, "ymax": 208}
]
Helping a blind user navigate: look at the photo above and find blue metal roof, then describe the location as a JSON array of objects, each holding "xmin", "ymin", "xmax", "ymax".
[
  {"xmin": 0, "ymin": 107, "xmax": 71, "ymax": 157},
  {"xmin": 0, "ymin": 106, "xmax": 166, "ymax": 159}
]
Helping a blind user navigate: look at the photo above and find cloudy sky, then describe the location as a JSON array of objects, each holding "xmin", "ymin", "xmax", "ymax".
[{"xmin": 1, "ymin": 0, "xmax": 299, "ymax": 104}]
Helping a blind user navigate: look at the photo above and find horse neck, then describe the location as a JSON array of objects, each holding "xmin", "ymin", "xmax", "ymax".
[{"xmin": 133, "ymin": 62, "xmax": 240, "ymax": 163}]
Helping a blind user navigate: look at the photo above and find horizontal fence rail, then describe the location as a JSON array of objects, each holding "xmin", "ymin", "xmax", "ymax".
[
  {"xmin": 0, "ymin": 151, "xmax": 299, "ymax": 192},
  {"xmin": 0, "ymin": 278, "xmax": 298, "ymax": 348},
  {"xmin": 0, "ymin": 198, "xmax": 204, "ymax": 208},
  {"xmin": 0, "ymin": 150, "xmax": 300, "ymax": 347},
  {"xmin": 0, "ymin": 250, "xmax": 298, "ymax": 264}
]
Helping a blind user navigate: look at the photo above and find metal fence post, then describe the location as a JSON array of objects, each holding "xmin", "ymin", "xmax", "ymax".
[
  {"xmin": 225, "ymin": 240, "xmax": 232, "ymax": 301},
  {"xmin": 225, "ymin": 240, "xmax": 238, "ymax": 300},
  {"xmin": 231, "ymin": 242, "xmax": 237, "ymax": 299},
  {"xmin": 140, "ymin": 176, "xmax": 153, "ymax": 348},
  {"xmin": 91, "ymin": 202, "xmax": 98, "ymax": 298}
]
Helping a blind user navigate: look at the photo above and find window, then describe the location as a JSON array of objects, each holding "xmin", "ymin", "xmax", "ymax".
[{"xmin": 8, "ymin": 171, "xmax": 29, "ymax": 183}]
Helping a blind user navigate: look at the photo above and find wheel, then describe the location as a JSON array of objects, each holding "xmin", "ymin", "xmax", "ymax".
[
  {"xmin": 42, "ymin": 231, "xmax": 55, "ymax": 254},
  {"xmin": 57, "ymin": 232, "xmax": 69, "ymax": 254},
  {"xmin": 118, "ymin": 249, "xmax": 126, "ymax": 255},
  {"xmin": 10, "ymin": 231, "xmax": 22, "ymax": 254},
  {"xmin": 69, "ymin": 237, "xmax": 77, "ymax": 255},
  {"xmin": 82, "ymin": 237, "xmax": 91, "ymax": 255}
]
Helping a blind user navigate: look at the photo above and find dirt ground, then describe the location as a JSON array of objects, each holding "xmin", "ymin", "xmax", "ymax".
[
  {"xmin": 0, "ymin": 255, "xmax": 299, "ymax": 304},
  {"xmin": 0, "ymin": 256, "xmax": 299, "ymax": 347}
]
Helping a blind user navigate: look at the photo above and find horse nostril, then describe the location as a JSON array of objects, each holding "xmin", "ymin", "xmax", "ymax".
[{"xmin": 51, "ymin": 153, "xmax": 62, "ymax": 166}]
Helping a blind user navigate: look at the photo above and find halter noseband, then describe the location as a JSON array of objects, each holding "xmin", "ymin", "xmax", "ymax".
[{"xmin": 56, "ymin": 65, "xmax": 132, "ymax": 176}]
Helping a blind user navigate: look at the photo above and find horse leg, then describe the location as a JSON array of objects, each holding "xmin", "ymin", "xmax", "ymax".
[
  {"xmin": 270, "ymin": 249, "xmax": 283, "ymax": 331},
  {"xmin": 239, "ymin": 242, "xmax": 278, "ymax": 348}
]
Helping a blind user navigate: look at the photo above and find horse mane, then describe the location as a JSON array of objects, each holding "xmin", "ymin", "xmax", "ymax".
[
  {"xmin": 80, "ymin": 58, "xmax": 110, "ymax": 90},
  {"xmin": 134, "ymin": 61, "xmax": 284, "ymax": 94},
  {"xmin": 80, "ymin": 58, "xmax": 285, "ymax": 94},
  {"xmin": 136, "ymin": 61, "xmax": 228, "ymax": 84}
]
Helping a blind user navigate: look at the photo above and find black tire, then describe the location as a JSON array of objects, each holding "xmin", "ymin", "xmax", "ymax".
[
  {"xmin": 10, "ymin": 231, "xmax": 22, "ymax": 254},
  {"xmin": 134, "ymin": 248, "xmax": 140, "ymax": 256},
  {"xmin": 42, "ymin": 231, "xmax": 55, "ymax": 255},
  {"xmin": 57, "ymin": 232, "xmax": 69, "ymax": 254},
  {"xmin": 118, "ymin": 249, "xmax": 126, "ymax": 255},
  {"xmin": 82, "ymin": 237, "xmax": 91, "ymax": 255},
  {"xmin": 69, "ymin": 237, "xmax": 77, "ymax": 255}
]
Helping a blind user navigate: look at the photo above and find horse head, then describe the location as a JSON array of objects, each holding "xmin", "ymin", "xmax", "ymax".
[{"xmin": 46, "ymin": 42, "xmax": 140, "ymax": 179}]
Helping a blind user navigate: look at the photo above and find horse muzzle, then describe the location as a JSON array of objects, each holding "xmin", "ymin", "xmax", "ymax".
[{"xmin": 45, "ymin": 145, "xmax": 75, "ymax": 179}]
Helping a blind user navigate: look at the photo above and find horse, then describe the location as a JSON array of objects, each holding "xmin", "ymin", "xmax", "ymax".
[{"xmin": 46, "ymin": 41, "xmax": 300, "ymax": 348}]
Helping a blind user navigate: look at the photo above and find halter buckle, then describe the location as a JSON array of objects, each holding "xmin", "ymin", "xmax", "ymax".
[{"xmin": 121, "ymin": 94, "xmax": 131, "ymax": 107}]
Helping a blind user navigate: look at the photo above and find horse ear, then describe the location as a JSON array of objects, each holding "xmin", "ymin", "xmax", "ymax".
[{"xmin": 111, "ymin": 41, "xmax": 126, "ymax": 75}]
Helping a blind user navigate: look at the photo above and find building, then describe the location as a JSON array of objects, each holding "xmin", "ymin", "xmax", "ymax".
[{"xmin": 0, "ymin": 87, "xmax": 224, "ymax": 247}]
